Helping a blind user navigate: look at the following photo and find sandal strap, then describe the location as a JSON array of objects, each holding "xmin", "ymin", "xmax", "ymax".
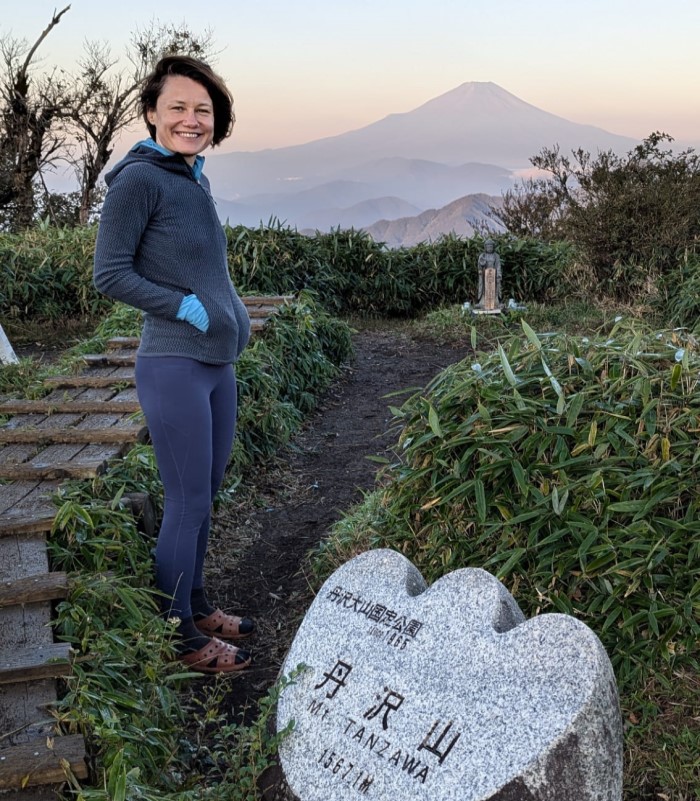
[
  {"xmin": 196, "ymin": 608, "xmax": 254, "ymax": 640},
  {"xmin": 180, "ymin": 637, "xmax": 251, "ymax": 673}
]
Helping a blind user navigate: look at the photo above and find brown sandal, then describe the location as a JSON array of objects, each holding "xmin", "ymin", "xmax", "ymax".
[
  {"xmin": 179, "ymin": 637, "xmax": 252, "ymax": 673},
  {"xmin": 179, "ymin": 637, "xmax": 252, "ymax": 674},
  {"xmin": 195, "ymin": 608, "xmax": 255, "ymax": 641}
]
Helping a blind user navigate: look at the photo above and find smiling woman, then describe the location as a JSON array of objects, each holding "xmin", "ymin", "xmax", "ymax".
[
  {"xmin": 146, "ymin": 75, "xmax": 215, "ymax": 163},
  {"xmin": 140, "ymin": 56, "xmax": 236, "ymax": 160},
  {"xmin": 93, "ymin": 56, "xmax": 255, "ymax": 675}
]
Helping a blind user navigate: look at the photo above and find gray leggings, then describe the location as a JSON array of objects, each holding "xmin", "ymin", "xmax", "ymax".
[{"xmin": 135, "ymin": 355, "xmax": 237, "ymax": 619}]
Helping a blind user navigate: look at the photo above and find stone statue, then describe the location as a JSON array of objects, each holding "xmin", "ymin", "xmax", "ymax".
[{"xmin": 475, "ymin": 239, "xmax": 503, "ymax": 313}]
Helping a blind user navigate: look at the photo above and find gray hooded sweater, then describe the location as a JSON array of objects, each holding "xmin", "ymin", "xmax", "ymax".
[{"xmin": 93, "ymin": 144, "xmax": 250, "ymax": 365}]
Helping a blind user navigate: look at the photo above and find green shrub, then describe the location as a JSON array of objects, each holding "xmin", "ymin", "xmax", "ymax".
[
  {"xmin": 0, "ymin": 220, "xmax": 572, "ymax": 328},
  {"xmin": 0, "ymin": 225, "xmax": 106, "ymax": 323},
  {"xmin": 496, "ymin": 134, "xmax": 700, "ymax": 301},
  {"xmin": 311, "ymin": 317, "xmax": 700, "ymax": 799},
  {"xmin": 654, "ymin": 251, "xmax": 700, "ymax": 329},
  {"xmin": 317, "ymin": 320, "xmax": 700, "ymax": 691}
]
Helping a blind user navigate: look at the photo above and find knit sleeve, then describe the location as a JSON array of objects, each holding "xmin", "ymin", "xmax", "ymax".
[{"xmin": 93, "ymin": 165, "xmax": 185, "ymax": 319}]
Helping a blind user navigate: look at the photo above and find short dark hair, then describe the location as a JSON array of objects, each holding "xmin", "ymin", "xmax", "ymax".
[{"xmin": 140, "ymin": 56, "xmax": 235, "ymax": 146}]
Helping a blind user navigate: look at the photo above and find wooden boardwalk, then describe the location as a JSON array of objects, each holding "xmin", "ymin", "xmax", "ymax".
[{"xmin": 0, "ymin": 296, "xmax": 290, "ymax": 797}]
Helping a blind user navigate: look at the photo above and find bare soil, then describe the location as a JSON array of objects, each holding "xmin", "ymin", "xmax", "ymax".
[{"xmin": 205, "ymin": 323, "xmax": 472, "ymax": 720}]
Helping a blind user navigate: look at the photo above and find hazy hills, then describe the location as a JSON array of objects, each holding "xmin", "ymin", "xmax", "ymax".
[
  {"xmin": 363, "ymin": 194, "xmax": 502, "ymax": 248},
  {"xmin": 208, "ymin": 82, "xmax": 638, "ymax": 244}
]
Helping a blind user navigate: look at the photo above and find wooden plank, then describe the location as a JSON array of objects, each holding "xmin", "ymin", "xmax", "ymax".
[
  {"xmin": 0, "ymin": 644, "xmax": 72, "ymax": 686},
  {"xmin": 0, "ymin": 482, "xmax": 59, "ymax": 539},
  {"xmin": 0, "ymin": 481, "xmax": 45, "ymax": 515},
  {"xmin": 0, "ymin": 461, "xmax": 109, "ymax": 481},
  {"xmin": 42, "ymin": 375, "xmax": 135, "ymax": 389},
  {"xmin": 0, "ymin": 399, "xmax": 141, "ymax": 415},
  {"xmin": 0, "ymin": 515, "xmax": 55, "ymax": 538},
  {"xmin": 82, "ymin": 353, "xmax": 135, "ymax": 367},
  {"xmin": 247, "ymin": 307, "xmax": 282, "ymax": 319},
  {"xmin": 0, "ymin": 426, "xmax": 147, "ymax": 445},
  {"xmin": 0, "ymin": 525, "xmax": 59, "ymax": 777},
  {"xmin": 106, "ymin": 336, "xmax": 140, "ymax": 349},
  {"xmin": 0, "ymin": 733, "xmax": 88, "ymax": 788},
  {"xmin": 0, "ymin": 536, "xmax": 50, "ymax": 594},
  {"xmin": 0, "ymin": 409, "xmax": 98, "ymax": 466},
  {"xmin": 0, "ymin": 573, "xmax": 68, "ymax": 609},
  {"xmin": 242, "ymin": 295, "xmax": 293, "ymax": 305}
]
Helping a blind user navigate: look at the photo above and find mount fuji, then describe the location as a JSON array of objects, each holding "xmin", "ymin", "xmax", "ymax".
[{"xmin": 207, "ymin": 82, "xmax": 638, "ymax": 241}]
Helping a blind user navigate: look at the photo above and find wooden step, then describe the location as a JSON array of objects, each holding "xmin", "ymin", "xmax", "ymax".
[
  {"xmin": 247, "ymin": 306, "xmax": 283, "ymax": 319},
  {"xmin": 106, "ymin": 336, "xmax": 140, "ymax": 350},
  {"xmin": 0, "ymin": 399, "xmax": 142, "ymax": 415},
  {"xmin": 83, "ymin": 353, "xmax": 136, "ymax": 367},
  {"xmin": 0, "ymin": 514, "xmax": 56, "ymax": 538},
  {"xmin": 0, "ymin": 643, "xmax": 73, "ymax": 685},
  {"xmin": 0, "ymin": 425, "xmax": 147, "ymax": 445},
  {"xmin": 0, "ymin": 572, "xmax": 68, "ymax": 609},
  {"xmin": 0, "ymin": 733, "xmax": 88, "ymax": 789},
  {"xmin": 242, "ymin": 295, "xmax": 293, "ymax": 306},
  {"xmin": 43, "ymin": 375, "xmax": 135, "ymax": 389},
  {"xmin": 105, "ymin": 319, "xmax": 268, "ymax": 351},
  {"xmin": 0, "ymin": 459, "xmax": 110, "ymax": 481}
]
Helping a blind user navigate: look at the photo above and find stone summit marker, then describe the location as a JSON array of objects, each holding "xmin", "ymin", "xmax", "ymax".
[{"xmin": 275, "ymin": 549, "xmax": 623, "ymax": 801}]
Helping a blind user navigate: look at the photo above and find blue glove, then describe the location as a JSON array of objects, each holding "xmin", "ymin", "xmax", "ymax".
[{"xmin": 176, "ymin": 294, "xmax": 209, "ymax": 333}]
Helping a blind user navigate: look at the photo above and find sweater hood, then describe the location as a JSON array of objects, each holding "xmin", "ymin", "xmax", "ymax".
[{"xmin": 105, "ymin": 141, "xmax": 203, "ymax": 186}]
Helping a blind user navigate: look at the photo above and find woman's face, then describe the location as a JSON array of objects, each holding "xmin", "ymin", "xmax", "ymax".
[{"xmin": 147, "ymin": 75, "xmax": 214, "ymax": 164}]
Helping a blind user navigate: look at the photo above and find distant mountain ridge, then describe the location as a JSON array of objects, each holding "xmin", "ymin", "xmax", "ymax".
[
  {"xmin": 363, "ymin": 194, "xmax": 502, "ymax": 248},
  {"xmin": 207, "ymin": 82, "xmax": 638, "ymax": 243}
]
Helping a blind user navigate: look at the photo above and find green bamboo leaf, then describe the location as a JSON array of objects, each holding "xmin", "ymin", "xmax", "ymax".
[
  {"xmin": 512, "ymin": 387, "xmax": 526, "ymax": 410},
  {"xmin": 477, "ymin": 403, "xmax": 491, "ymax": 424},
  {"xmin": 521, "ymin": 319, "xmax": 542, "ymax": 350},
  {"xmin": 557, "ymin": 487, "xmax": 569, "ymax": 515},
  {"xmin": 586, "ymin": 550, "xmax": 618, "ymax": 572},
  {"xmin": 470, "ymin": 324, "xmax": 477, "ymax": 349},
  {"xmin": 565, "ymin": 392, "xmax": 585, "ymax": 428},
  {"xmin": 107, "ymin": 750, "xmax": 124, "ymax": 798},
  {"xmin": 498, "ymin": 344, "xmax": 518, "ymax": 387},
  {"xmin": 577, "ymin": 529, "xmax": 598, "ymax": 562},
  {"xmin": 428, "ymin": 404, "xmax": 443, "ymax": 438},
  {"xmin": 551, "ymin": 486, "xmax": 569, "ymax": 515},
  {"xmin": 511, "ymin": 460, "xmax": 528, "ymax": 497},
  {"xmin": 608, "ymin": 500, "xmax": 647, "ymax": 512},
  {"xmin": 602, "ymin": 607, "xmax": 622, "ymax": 631},
  {"xmin": 475, "ymin": 479, "xmax": 486, "ymax": 523},
  {"xmin": 588, "ymin": 420, "xmax": 597, "ymax": 447},
  {"xmin": 503, "ymin": 510, "xmax": 541, "ymax": 525},
  {"xmin": 670, "ymin": 362, "xmax": 682, "ymax": 391},
  {"xmin": 647, "ymin": 608, "xmax": 660, "ymax": 637},
  {"xmin": 495, "ymin": 547, "xmax": 527, "ymax": 578}
]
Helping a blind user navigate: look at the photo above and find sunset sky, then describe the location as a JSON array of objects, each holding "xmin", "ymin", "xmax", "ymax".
[{"xmin": 6, "ymin": 0, "xmax": 700, "ymax": 156}]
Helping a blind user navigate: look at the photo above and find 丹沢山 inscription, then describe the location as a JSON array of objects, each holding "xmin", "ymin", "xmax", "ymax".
[{"xmin": 276, "ymin": 549, "xmax": 623, "ymax": 801}]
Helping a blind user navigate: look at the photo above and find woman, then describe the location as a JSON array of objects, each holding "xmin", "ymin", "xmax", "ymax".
[{"xmin": 94, "ymin": 56, "xmax": 253, "ymax": 674}]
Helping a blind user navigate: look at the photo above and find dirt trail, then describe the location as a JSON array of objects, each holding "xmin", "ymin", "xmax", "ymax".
[{"xmin": 206, "ymin": 325, "xmax": 472, "ymax": 715}]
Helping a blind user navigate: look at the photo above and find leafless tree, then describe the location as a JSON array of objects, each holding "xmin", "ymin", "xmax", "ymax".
[
  {"xmin": 0, "ymin": 8, "xmax": 216, "ymax": 229},
  {"xmin": 67, "ymin": 23, "xmax": 215, "ymax": 224},
  {"xmin": 0, "ymin": 6, "xmax": 71, "ymax": 230}
]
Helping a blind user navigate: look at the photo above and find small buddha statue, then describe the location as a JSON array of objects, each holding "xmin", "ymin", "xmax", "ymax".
[{"xmin": 475, "ymin": 239, "xmax": 503, "ymax": 312}]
